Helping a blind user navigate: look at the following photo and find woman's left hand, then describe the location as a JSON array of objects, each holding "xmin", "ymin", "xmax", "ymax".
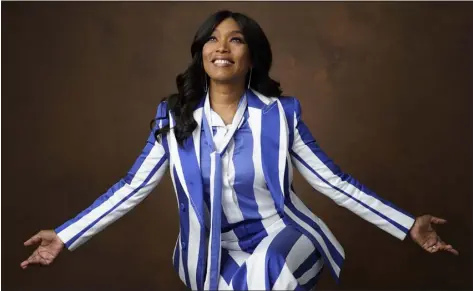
[{"xmin": 409, "ymin": 214, "xmax": 459, "ymax": 255}]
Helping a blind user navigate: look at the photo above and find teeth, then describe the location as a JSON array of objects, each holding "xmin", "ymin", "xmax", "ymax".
[{"xmin": 214, "ymin": 59, "xmax": 232, "ymax": 64}]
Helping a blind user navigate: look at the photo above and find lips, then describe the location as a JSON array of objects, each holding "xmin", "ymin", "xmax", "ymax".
[{"xmin": 211, "ymin": 57, "xmax": 234, "ymax": 66}]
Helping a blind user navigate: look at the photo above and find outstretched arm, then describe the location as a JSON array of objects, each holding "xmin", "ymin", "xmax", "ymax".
[
  {"xmin": 289, "ymin": 97, "xmax": 415, "ymax": 240},
  {"xmin": 54, "ymin": 102, "xmax": 170, "ymax": 250},
  {"xmin": 289, "ymin": 97, "xmax": 458, "ymax": 255},
  {"xmin": 21, "ymin": 102, "xmax": 170, "ymax": 269}
]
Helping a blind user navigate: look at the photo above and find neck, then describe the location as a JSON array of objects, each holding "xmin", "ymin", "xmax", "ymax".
[
  {"xmin": 208, "ymin": 81, "xmax": 246, "ymax": 125},
  {"xmin": 208, "ymin": 82, "xmax": 246, "ymax": 109}
]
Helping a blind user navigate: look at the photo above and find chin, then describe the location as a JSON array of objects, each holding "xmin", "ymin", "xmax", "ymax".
[{"xmin": 209, "ymin": 74, "xmax": 237, "ymax": 84}]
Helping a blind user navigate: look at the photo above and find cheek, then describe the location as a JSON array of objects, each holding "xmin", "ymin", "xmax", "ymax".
[
  {"xmin": 236, "ymin": 57, "xmax": 250, "ymax": 74},
  {"xmin": 202, "ymin": 45, "xmax": 213, "ymax": 62},
  {"xmin": 202, "ymin": 45, "xmax": 213, "ymax": 73},
  {"xmin": 235, "ymin": 49, "xmax": 251, "ymax": 69}
]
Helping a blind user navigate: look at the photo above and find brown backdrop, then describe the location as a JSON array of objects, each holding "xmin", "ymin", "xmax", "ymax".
[{"xmin": 3, "ymin": 2, "xmax": 472, "ymax": 291}]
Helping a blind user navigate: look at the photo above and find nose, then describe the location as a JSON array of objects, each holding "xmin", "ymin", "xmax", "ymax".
[{"xmin": 216, "ymin": 40, "xmax": 230, "ymax": 53}]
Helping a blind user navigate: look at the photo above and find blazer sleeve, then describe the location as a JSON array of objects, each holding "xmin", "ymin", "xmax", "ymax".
[
  {"xmin": 289, "ymin": 97, "xmax": 415, "ymax": 240},
  {"xmin": 55, "ymin": 102, "xmax": 170, "ymax": 250}
]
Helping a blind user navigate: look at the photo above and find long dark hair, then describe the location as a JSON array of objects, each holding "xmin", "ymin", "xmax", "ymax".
[{"xmin": 152, "ymin": 10, "xmax": 282, "ymax": 146}]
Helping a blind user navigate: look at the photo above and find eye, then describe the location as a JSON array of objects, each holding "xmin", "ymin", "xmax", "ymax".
[
  {"xmin": 230, "ymin": 37, "xmax": 245, "ymax": 44},
  {"xmin": 207, "ymin": 36, "xmax": 217, "ymax": 42}
]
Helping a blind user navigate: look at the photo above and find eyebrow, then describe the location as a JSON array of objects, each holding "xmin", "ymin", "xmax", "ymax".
[{"xmin": 213, "ymin": 29, "xmax": 244, "ymax": 35}]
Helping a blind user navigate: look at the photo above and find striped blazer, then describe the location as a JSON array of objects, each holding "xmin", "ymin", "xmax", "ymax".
[{"xmin": 55, "ymin": 89, "xmax": 415, "ymax": 290}]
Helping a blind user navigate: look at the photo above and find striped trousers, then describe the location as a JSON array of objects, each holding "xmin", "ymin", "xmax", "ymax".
[{"xmin": 212, "ymin": 218, "xmax": 324, "ymax": 290}]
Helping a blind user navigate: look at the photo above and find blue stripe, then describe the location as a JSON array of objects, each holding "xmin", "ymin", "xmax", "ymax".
[
  {"xmin": 200, "ymin": 131, "xmax": 212, "ymax": 215},
  {"xmin": 232, "ymin": 121, "xmax": 260, "ymax": 221},
  {"xmin": 266, "ymin": 227, "xmax": 303, "ymax": 290},
  {"xmin": 293, "ymin": 248, "xmax": 321, "ymax": 279},
  {"xmin": 231, "ymin": 264, "xmax": 248, "ymax": 290},
  {"xmin": 279, "ymin": 96, "xmax": 296, "ymax": 148},
  {"xmin": 246, "ymin": 89, "xmax": 266, "ymax": 109},
  {"xmin": 220, "ymin": 249, "xmax": 240, "ymax": 285},
  {"xmin": 232, "ymin": 122, "xmax": 269, "ymax": 249},
  {"xmin": 261, "ymin": 101, "xmax": 284, "ymax": 211},
  {"xmin": 173, "ymin": 238, "xmax": 180, "ymax": 274},
  {"xmin": 177, "ymin": 132, "xmax": 205, "ymax": 227},
  {"xmin": 173, "ymin": 166, "xmax": 191, "ymax": 288},
  {"xmin": 291, "ymin": 151, "xmax": 410, "ymax": 234},
  {"xmin": 62, "ymin": 153, "xmax": 167, "ymax": 247},
  {"xmin": 196, "ymin": 230, "xmax": 205, "ymax": 290}
]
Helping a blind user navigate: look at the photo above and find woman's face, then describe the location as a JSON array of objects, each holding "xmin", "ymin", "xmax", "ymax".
[{"xmin": 202, "ymin": 17, "xmax": 251, "ymax": 86}]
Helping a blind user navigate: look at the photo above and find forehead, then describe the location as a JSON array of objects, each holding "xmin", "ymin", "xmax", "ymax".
[{"xmin": 213, "ymin": 18, "xmax": 242, "ymax": 34}]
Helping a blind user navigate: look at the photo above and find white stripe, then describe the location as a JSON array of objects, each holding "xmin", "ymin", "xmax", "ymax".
[
  {"xmin": 218, "ymin": 276, "xmax": 232, "ymax": 290},
  {"xmin": 245, "ymin": 218, "xmax": 286, "ymax": 289},
  {"xmin": 272, "ymin": 263, "xmax": 299, "ymax": 291},
  {"xmin": 187, "ymin": 206, "xmax": 201, "ymax": 290},
  {"xmin": 292, "ymin": 126, "xmax": 415, "ymax": 237},
  {"xmin": 285, "ymin": 234, "xmax": 315, "ymax": 271},
  {"xmin": 192, "ymin": 107, "xmax": 202, "ymax": 168},
  {"xmin": 277, "ymin": 101, "xmax": 288, "ymax": 204},
  {"xmin": 59, "ymin": 142, "xmax": 168, "ymax": 249},
  {"xmin": 247, "ymin": 107, "xmax": 279, "ymax": 227},
  {"xmin": 172, "ymin": 235, "xmax": 178, "ymax": 264},
  {"xmin": 178, "ymin": 235, "xmax": 186, "ymax": 284},
  {"xmin": 222, "ymin": 140, "xmax": 245, "ymax": 224},
  {"xmin": 221, "ymin": 229, "xmax": 240, "ymax": 242},
  {"xmin": 221, "ymin": 241, "xmax": 242, "ymax": 252},
  {"xmin": 168, "ymin": 161, "xmax": 186, "ymax": 285},
  {"xmin": 298, "ymin": 257, "xmax": 324, "ymax": 286}
]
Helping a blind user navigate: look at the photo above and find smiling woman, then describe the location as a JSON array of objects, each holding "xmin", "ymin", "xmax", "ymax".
[
  {"xmin": 21, "ymin": 9, "xmax": 459, "ymax": 291},
  {"xmin": 203, "ymin": 19, "xmax": 250, "ymax": 85}
]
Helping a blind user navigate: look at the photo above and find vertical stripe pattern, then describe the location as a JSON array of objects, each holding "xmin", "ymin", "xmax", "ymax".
[{"xmin": 55, "ymin": 90, "xmax": 415, "ymax": 290}]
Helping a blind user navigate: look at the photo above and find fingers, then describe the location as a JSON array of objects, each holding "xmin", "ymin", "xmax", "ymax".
[
  {"xmin": 20, "ymin": 260, "xmax": 29, "ymax": 269},
  {"xmin": 436, "ymin": 238, "xmax": 460, "ymax": 256},
  {"xmin": 426, "ymin": 244, "xmax": 438, "ymax": 253},
  {"xmin": 20, "ymin": 250, "xmax": 39, "ymax": 269},
  {"xmin": 421, "ymin": 234, "xmax": 438, "ymax": 251},
  {"xmin": 24, "ymin": 232, "xmax": 42, "ymax": 246},
  {"xmin": 430, "ymin": 216, "xmax": 447, "ymax": 224},
  {"xmin": 20, "ymin": 248, "xmax": 55, "ymax": 270},
  {"xmin": 424, "ymin": 237, "xmax": 459, "ymax": 256},
  {"xmin": 446, "ymin": 247, "xmax": 460, "ymax": 256}
]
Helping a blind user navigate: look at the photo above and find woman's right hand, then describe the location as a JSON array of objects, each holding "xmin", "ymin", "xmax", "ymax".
[{"xmin": 21, "ymin": 230, "xmax": 65, "ymax": 269}]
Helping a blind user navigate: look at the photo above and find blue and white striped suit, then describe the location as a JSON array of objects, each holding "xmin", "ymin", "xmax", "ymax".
[{"xmin": 55, "ymin": 89, "xmax": 415, "ymax": 290}]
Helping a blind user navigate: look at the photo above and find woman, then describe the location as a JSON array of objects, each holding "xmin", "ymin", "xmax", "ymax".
[{"xmin": 21, "ymin": 10, "xmax": 458, "ymax": 291}]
